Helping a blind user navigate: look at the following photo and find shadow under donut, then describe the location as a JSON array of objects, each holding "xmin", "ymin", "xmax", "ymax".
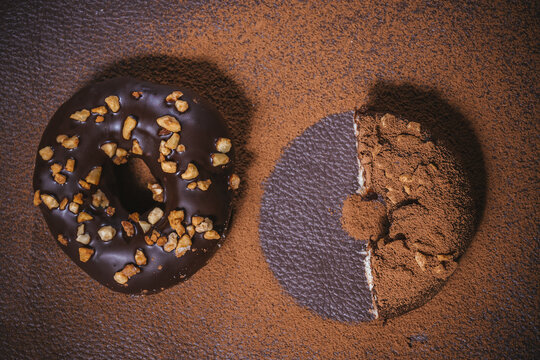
[
  {"xmin": 365, "ymin": 81, "xmax": 487, "ymax": 237},
  {"xmin": 91, "ymin": 55, "xmax": 254, "ymax": 218}
]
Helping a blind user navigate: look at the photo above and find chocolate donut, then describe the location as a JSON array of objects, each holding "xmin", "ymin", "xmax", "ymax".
[
  {"xmin": 259, "ymin": 110, "xmax": 474, "ymax": 321},
  {"xmin": 33, "ymin": 77, "xmax": 240, "ymax": 294}
]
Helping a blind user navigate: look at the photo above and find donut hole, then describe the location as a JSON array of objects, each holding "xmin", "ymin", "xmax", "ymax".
[
  {"xmin": 341, "ymin": 193, "xmax": 388, "ymax": 241},
  {"xmin": 109, "ymin": 157, "xmax": 162, "ymax": 214}
]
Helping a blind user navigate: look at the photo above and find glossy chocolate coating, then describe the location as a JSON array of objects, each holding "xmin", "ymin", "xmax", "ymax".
[{"xmin": 33, "ymin": 77, "xmax": 234, "ymax": 294}]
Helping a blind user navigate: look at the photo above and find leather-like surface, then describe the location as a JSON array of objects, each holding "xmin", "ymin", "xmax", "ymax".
[
  {"xmin": 260, "ymin": 111, "xmax": 375, "ymax": 322},
  {"xmin": 0, "ymin": 0, "xmax": 537, "ymax": 358}
]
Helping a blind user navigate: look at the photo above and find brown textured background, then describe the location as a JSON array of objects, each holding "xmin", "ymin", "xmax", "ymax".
[{"xmin": 0, "ymin": 0, "xmax": 538, "ymax": 358}]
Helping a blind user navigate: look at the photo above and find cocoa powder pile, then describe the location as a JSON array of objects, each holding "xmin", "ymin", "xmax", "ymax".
[
  {"xmin": 341, "ymin": 194, "xmax": 387, "ymax": 241},
  {"xmin": 352, "ymin": 111, "xmax": 475, "ymax": 318},
  {"xmin": 0, "ymin": 1, "xmax": 537, "ymax": 359}
]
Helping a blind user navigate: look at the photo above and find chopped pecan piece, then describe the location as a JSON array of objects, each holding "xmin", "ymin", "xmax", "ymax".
[
  {"xmin": 197, "ymin": 179, "xmax": 211, "ymax": 191},
  {"xmin": 181, "ymin": 163, "xmax": 198, "ymax": 180},
  {"xmin": 156, "ymin": 115, "xmax": 181, "ymax": 132},
  {"xmin": 159, "ymin": 140, "xmax": 172, "ymax": 156},
  {"xmin": 122, "ymin": 221, "xmax": 135, "ymax": 237},
  {"xmin": 215, "ymin": 138, "xmax": 232, "ymax": 153},
  {"xmin": 163, "ymin": 232, "xmax": 178, "ymax": 252},
  {"xmin": 229, "ymin": 174, "xmax": 240, "ymax": 190},
  {"xmin": 175, "ymin": 234, "xmax": 192, "ymax": 257},
  {"xmin": 68, "ymin": 202, "xmax": 80, "ymax": 214},
  {"xmin": 131, "ymin": 139, "xmax": 143, "ymax": 155},
  {"xmin": 186, "ymin": 225, "xmax": 195, "ymax": 238},
  {"xmin": 204, "ymin": 230, "xmax": 220, "ymax": 240},
  {"xmin": 100, "ymin": 142, "xmax": 117, "ymax": 158},
  {"xmin": 73, "ymin": 193, "xmax": 83, "ymax": 204},
  {"xmin": 161, "ymin": 161, "xmax": 177, "ymax": 173},
  {"xmin": 147, "ymin": 183, "xmax": 164, "ymax": 202},
  {"xmin": 113, "ymin": 264, "xmax": 140, "ymax": 284},
  {"xmin": 135, "ymin": 249, "xmax": 147, "ymax": 265},
  {"xmin": 129, "ymin": 212, "xmax": 140, "ymax": 222},
  {"xmin": 61, "ymin": 135, "xmax": 79, "ymax": 149},
  {"xmin": 56, "ymin": 134, "xmax": 68, "ymax": 143},
  {"xmin": 144, "ymin": 229, "xmax": 161, "ymax": 245},
  {"xmin": 91, "ymin": 189, "xmax": 109, "ymax": 208},
  {"xmin": 104, "ymin": 95, "xmax": 120, "ymax": 112},
  {"xmin": 54, "ymin": 173, "xmax": 67, "ymax": 184},
  {"xmin": 113, "ymin": 272, "xmax": 128, "ymax": 285},
  {"xmin": 59, "ymin": 198, "xmax": 68, "ymax": 210},
  {"xmin": 156, "ymin": 236, "xmax": 167, "ymax": 247},
  {"xmin": 79, "ymin": 247, "xmax": 94, "ymax": 262},
  {"xmin": 38, "ymin": 146, "xmax": 54, "ymax": 161},
  {"xmin": 40, "ymin": 194, "xmax": 59, "ymax": 209},
  {"xmin": 78, "ymin": 180, "xmax": 91, "ymax": 190},
  {"xmin": 77, "ymin": 211, "xmax": 93, "ymax": 223},
  {"xmin": 33, "ymin": 190, "xmax": 41, "ymax": 206},
  {"xmin": 106, "ymin": 206, "xmax": 115, "ymax": 217},
  {"xmin": 76, "ymin": 233, "xmax": 90, "ymax": 245},
  {"xmin": 57, "ymin": 234, "xmax": 68, "ymax": 246},
  {"xmin": 168, "ymin": 210, "xmax": 185, "ymax": 234},
  {"xmin": 91, "ymin": 106, "xmax": 107, "ymax": 115},
  {"xmin": 148, "ymin": 207, "xmax": 164, "ymax": 225},
  {"xmin": 50, "ymin": 163, "xmax": 62, "ymax": 175},
  {"xmin": 51, "ymin": 163, "xmax": 62, "ymax": 176},
  {"xmin": 195, "ymin": 217, "xmax": 213, "ymax": 233},
  {"xmin": 98, "ymin": 225, "xmax": 116, "ymax": 241},
  {"xmin": 70, "ymin": 109, "xmax": 90, "ymax": 122},
  {"xmin": 191, "ymin": 216, "xmax": 203, "ymax": 226},
  {"xmin": 165, "ymin": 91, "xmax": 183, "ymax": 102},
  {"xmin": 85, "ymin": 167, "xmax": 102, "ymax": 185},
  {"xmin": 139, "ymin": 220, "xmax": 151, "ymax": 234},
  {"xmin": 65, "ymin": 158, "xmax": 75, "ymax": 172},
  {"xmin": 175, "ymin": 100, "xmax": 189, "ymax": 113},
  {"xmin": 122, "ymin": 116, "xmax": 137, "ymax": 140},
  {"xmin": 211, "ymin": 153, "xmax": 229, "ymax": 166},
  {"xmin": 165, "ymin": 133, "xmax": 180, "ymax": 149}
]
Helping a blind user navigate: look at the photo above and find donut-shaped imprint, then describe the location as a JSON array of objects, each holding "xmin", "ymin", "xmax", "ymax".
[
  {"xmin": 259, "ymin": 110, "xmax": 474, "ymax": 321},
  {"xmin": 33, "ymin": 78, "xmax": 240, "ymax": 294}
]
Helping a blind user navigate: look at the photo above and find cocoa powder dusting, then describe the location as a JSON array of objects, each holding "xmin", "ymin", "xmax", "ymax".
[
  {"xmin": 354, "ymin": 111, "xmax": 474, "ymax": 318},
  {"xmin": 0, "ymin": 1, "xmax": 538, "ymax": 359},
  {"xmin": 341, "ymin": 194, "xmax": 387, "ymax": 241}
]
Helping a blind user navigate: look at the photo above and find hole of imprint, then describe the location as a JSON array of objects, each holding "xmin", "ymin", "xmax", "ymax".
[{"xmin": 341, "ymin": 194, "xmax": 388, "ymax": 242}]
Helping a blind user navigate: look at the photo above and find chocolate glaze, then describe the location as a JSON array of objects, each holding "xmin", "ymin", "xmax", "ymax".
[{"xmin": 33, "ymin": 77, "xmax": 235, "ymax": 294}]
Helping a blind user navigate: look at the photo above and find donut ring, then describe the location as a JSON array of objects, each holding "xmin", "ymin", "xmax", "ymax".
[{"xmin": 33, "ymin": 77, "xmax": 240, "ymax": 294}]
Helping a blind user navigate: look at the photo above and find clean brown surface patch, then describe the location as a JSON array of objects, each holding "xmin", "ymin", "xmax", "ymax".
[{"xmin": 0, "ymin": 1, "xmax": 537, "ymax": 358}]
